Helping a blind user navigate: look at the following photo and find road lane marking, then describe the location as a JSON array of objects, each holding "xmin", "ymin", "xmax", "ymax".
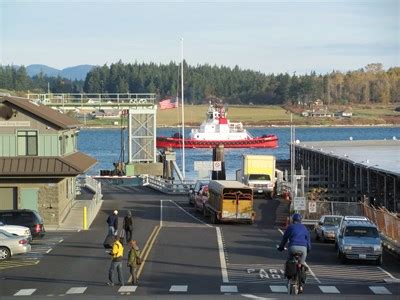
[
  {"xmin": 169, "ymin": 285, "xmax": 188, "ymax": 292},
  {"xmin": 220, "ymin": 285, "xmax": 238, "ymax": 293},
  {"xmin": 319, "ymin": 286, "xmax": 340, "ymax": 293},
  {"xmin": 216, "ymin": 227, "xmax": 229, "ymax": 283},
  {"xmin": 369, "ymin": 286, "xmax": 392, "ymax": 295},
  {"xmin": 46, "ymin": 249, "xmax": 52, "ymax": 253},
  {"xmin": 118, "ymin": 286, "xmax": 137, "ymax": 293},
  {"xmin": 136, "ymin": 225, "xmax": 161, "ymax": 279},
  {"xmin": 277, "ymin": 228, "xmax": 321, "ymax": 284},
  {"xmin": 65, "ymin": 287, "xmax": 87, "ymax": 294},
  {"xmin": 377, "ymin": 266, "xmax": 398, "ymax": 280},
  {"xmin": 241, "ymin": 295, "xmax": 277, "ymax": 300},
  {"xmin": 160, "ymin": 199, "xmax": 163, "ymax": 227},
  {"xmin": 14, "ymin": 289, "xmax": 36, "ymax": 296},
  {"xmin": 168, "ymin": 200, "xmax": 213, "ymax": 227},
  {"xmin": 269, "ymin": 285, "xmax": 287, "ymax": 293}
]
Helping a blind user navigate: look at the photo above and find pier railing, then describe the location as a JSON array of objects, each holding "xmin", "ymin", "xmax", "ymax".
[{"xmin": 143, "ymin": 175, "xmax": 195, "ymax": 194}]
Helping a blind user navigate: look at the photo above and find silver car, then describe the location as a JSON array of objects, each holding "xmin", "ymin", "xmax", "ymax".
[
  {"xmin": 0, "ymin": 229, "xmax": 31, "ymax": 260},
  {"xmin": 0, "ymin": 221, "xmax": 32, "ymax": 242},
  {"xmin": 314, "ymin": 215, "xmax": 343, "ymax": 242}
]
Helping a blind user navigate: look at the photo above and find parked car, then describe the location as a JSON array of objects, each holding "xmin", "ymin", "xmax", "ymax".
[
  {"xmin": 188, "ymin": 180, "xmax": 209, "ymax": 206},
  {"xmin": 335, "ymin": 216, "xmax": 382, "ymax": 265},
  {"xmin": 0, "ymin": 221, "xmax": 32, "ymax": 242},
  {"xmin": 0, "ymin": 210, "xmax": 45, "ymax": 239},
  {"xmin": 0, "ymin": 229, "xmax": 31, "ymax": 260},
  {"xmin": 194, "ymin": 185, "xmax": 209, "ymax": 213},
  {"xmin": 314, "ymin": 215, "xmax": 343, "ymax": 242}
]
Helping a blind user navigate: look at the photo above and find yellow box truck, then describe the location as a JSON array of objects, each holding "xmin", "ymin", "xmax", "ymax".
[
  {"xmin": 205, "ymin": 180, "xmax": 255, "ymax": 224},
  {"xmin": 236, "ymin": 155, "xmax": 276, "ymax": 198}
]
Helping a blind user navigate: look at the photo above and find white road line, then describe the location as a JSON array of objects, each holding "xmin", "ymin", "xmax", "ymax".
[
  {"xmin": 277, "ymin": 228, "xmax": 284, "ymax": 235},
  {"xmin": 65, "ymin": 287, "xmax": 87, "ymax": 294},
  {"xmin": 168, "ymin": 200, "xmax": 213, "ymax": 227},
  {"xmin": 58, "ymin": 239, "xmax": 64, "ymax": 243},
  {"xmin": 369, "ymin": 286, "xmax": 392, "ymax": 295},
  {"xmin": 160, "ymin": 199, "xmax": 163, "ymax": 228},
  {"xmin": 319, "ymin": 286, "xmax": 340, "ymax": 294},
  {"xmin": 216, "ymin": 227, "xmax": 229, "ymax": 283},
  {"xmin": 14, "ymin": 289, "xmax": 36, "ymax": 296},
  {"xmin": 169, "ymin": 285, "xmax": 188, "ymax": 292},
  {"xmin": 377, "ymin": 266, "xmax": 398, "ymax": 279},
  {"xmin": 241, "ymin": 294, "xmax": 277, "ymax": 300},
  {"xmin": 46, "ymin": 249, "xmax": 52, "ymax": 253},
  {"xmin": 269, "ymin": 285, "xmax": 287, "ymax": 293},
  {"xmin": 118, "ymin": 286, "xmax": 137, "ymax": 293},
  {"xmin": 220, "ymin": 285, "xmax": 238, "ymax": 293}
]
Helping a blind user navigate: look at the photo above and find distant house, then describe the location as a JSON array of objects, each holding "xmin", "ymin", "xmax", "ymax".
[
  {"xmin": 0, "ymin": 96, "xmax": 96, "ymax": 226},
  {"xmin": 310, "ymin": 108, "xmax": 332, "ymax": 118},
  {"xmin": 313, "ymin": 99, "xmax": 324, "ymax": 107}
]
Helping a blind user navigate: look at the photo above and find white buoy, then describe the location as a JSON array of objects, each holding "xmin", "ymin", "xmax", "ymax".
[{"xmin": 349, "ymin": 136, "xmax": 353, "ymax": 141}]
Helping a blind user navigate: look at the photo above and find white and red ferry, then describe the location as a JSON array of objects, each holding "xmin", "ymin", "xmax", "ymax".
[{"xmin": 156, "ymin": 102, "xmax": 278, "ymax": 149}]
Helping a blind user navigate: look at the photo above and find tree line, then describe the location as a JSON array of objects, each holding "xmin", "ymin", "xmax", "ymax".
[{"xmin": 1, "ymin": 62, "xmax": 399, "ymax": 105}]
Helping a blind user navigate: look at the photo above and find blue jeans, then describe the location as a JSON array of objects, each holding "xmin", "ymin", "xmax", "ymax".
[
  {"xmin": 108, "ymin": 226, "xmax": 117, "ymax": 235},
  {"xmin": 108, "ymin": 261, "xmax": 124, "ymax": 284},
  {"xmin": 288, "ymin": 245, "xmax": 307, "ymax": 264}
]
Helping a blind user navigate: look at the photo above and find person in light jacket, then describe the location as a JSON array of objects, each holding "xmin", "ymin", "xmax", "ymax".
[
  {"xmin": 107, "ymin": 236, "xmax": 124, "ymax": 286},
  {"xmin": 127, "ymin": 240, "xmax": 141, "ymax": 285}
]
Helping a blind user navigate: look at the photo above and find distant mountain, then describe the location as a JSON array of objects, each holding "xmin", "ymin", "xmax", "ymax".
[{"xmin": 26, "ymin": 64, "xmax": 95, "ymax": 80}]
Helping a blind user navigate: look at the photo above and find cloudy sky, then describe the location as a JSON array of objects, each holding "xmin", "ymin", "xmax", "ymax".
[{"xmin": 1, "ymin": 0, "xmax": 399, "ymax": 74}]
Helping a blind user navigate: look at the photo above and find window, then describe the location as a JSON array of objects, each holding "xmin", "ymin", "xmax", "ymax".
[{"xmin": 17, "ymin": 131, "xmax": 38, "ymax": 156}]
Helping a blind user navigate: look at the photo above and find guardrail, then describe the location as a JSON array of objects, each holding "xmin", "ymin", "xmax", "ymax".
[
  {"xmin": 143, "ymin": 175, "xmax": 195, "ymax": 194},
  {"xmin": 78, "ymin": 176, "xmax": 103, "ymax": 229}
]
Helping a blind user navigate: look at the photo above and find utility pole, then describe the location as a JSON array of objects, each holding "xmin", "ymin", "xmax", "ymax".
[{"xmin": 181, "ymin": 38, "xmax": 185, "ymax": 180}]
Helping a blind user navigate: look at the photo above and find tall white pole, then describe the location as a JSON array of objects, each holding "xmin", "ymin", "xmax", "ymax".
[{"xmin": 181, "ymin": 38, "xmax": 186, "ymax": 179}]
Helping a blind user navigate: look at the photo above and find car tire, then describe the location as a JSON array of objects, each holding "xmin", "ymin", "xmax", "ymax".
[
  {"xmin": 315, "ymin": 231, "xmax": 320, "ymax": 241},
  {"xmin": 210, "ymin": 212, "xmax": 217, "ymax": 224},
  {"xmin": 337, "ymin": 248, "xmax": 346, "ymax": 264},
  {"xmin": 202, "ymin": 205, "xmax": 207, "ymax": 217},
  {"xmin": 321, "ymin": 233, "xmax": 326, "ymax": 243},
  {"xmin": 0, "ymin": 247, "xmax": 11, "ymax": 260},
  {"xmin": 375, "ymin": 255, "xmax": 383, "ymax": 266}
]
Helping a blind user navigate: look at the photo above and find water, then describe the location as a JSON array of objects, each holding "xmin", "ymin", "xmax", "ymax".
[{"xmin": 78, "ymin": 126, "xmax": 400, "ymax": 180}]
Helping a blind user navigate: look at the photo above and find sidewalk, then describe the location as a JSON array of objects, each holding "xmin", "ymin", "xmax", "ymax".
[{"xmin": 46, "ymin": 187, "xmax": 103, "ymax": 232}]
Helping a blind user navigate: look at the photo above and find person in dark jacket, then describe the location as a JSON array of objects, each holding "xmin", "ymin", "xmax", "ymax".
[
  {"xmin": 107, "ymin": 210, "xmax": 119, "ymax": 235},
  {"xmin": 278, "ymin": 213, "xmax": 311, "ymax": 264},
  {"xmin": 123, "ymin": 211, "xmax": 134, "ymax": 244}
]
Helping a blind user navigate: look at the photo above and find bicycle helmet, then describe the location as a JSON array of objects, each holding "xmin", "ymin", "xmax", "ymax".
[{"xmin": 292, "ymin": 213, "xmax": 302, "ymax": 222}]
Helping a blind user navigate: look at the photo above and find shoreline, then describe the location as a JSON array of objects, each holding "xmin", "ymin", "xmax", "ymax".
[{"xmin": 80, "ymin": 123, "xmax": 400, "ymax": 130}]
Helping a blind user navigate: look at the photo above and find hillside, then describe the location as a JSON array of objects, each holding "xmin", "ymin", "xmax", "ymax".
[{"xmin": 26, "ymin": 64, "xmax": 94, "ymax": 80}]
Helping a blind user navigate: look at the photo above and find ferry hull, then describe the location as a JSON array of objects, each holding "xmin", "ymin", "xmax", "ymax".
[{"xmin": 156, "ymin": 135, "xmax": 278, "ymax": 149}]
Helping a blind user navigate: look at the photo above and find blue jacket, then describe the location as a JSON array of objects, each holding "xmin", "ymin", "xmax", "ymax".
[
  {"xmin": 107, "ymin": 215, "xmax": 118, "ymax": 229},
  {"xmin": 279, "ymin": 223, "xmax": 311, "ymax": 250}
]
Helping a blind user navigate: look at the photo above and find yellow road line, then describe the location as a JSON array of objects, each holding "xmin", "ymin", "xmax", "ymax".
[
  {"xmin": 137, "ymin": 225, "xmax": 161, "ymax": 278},
  {"xmin": 127, "ymin": 225, "xmax": 161, "ymax": 283}
]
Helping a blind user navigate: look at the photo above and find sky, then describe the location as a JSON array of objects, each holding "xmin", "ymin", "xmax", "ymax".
[{"xmin": 0, "ymin": 0, "xmax": 399, "ymax": 74}]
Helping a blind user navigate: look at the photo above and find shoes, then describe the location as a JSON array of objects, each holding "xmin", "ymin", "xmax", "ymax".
[
  {"xmin": 299, "ymin": 286, "xmax": 304, "ymax": 293},
  {"xmin": 107, "ymin": 282, "xmax": 115, "ymax": 286}
]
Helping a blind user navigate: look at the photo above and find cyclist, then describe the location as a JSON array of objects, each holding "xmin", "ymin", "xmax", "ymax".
[{"xmin": 278, "ymin": 213, "xmax": 311, "ymax": 265}]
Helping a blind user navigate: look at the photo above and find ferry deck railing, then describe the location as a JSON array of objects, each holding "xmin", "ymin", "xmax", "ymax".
[{"xmin": 143, "ymin": 175, "xmax": 195, "ymax": 194}]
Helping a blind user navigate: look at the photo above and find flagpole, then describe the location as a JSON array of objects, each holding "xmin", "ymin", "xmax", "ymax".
[{"xmin": 181, "ymin": 37, "xmax": 186, "ymax": 180}]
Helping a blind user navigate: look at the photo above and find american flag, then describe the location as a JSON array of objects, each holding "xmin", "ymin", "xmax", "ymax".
[{"xmin": 159, "ymin": 97, "xmax": 178, "ymax": 110}]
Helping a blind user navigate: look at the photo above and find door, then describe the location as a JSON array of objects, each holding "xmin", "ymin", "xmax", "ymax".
[
  {"xmin": 0, "ymin": 187, "xmax": 17, "ymax": 209},
  {"xmin": 20, "ymin": 188, "xmax": 39, "ymax": 211},
  {"xmin": 237, "ymin": 192, "xmax": 253, "ymax": 219}
]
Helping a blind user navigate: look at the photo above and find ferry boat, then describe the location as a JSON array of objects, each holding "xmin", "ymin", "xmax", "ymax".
[{"xmin": 156, "ymin": 102, "xmax": 278, "ymax": 149}]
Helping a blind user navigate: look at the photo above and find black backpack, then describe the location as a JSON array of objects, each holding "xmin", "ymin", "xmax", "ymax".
[{"xmin": 285, "ymin": 258, "xmax": 297, "ymax": 278}]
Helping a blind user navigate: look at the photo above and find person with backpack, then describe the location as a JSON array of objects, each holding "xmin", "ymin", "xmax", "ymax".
[
  {"xmin": 123, "ymin": 211, "xmax": 134, "ymax": 244},
  {"xmin": 107, "ymin": 235, "xmax": 124, "ymax": 286},
  {"xmin": 127, "ymin": 239, "xmax": 141, "ymax": 285},
  {"xmin": 107, "ymin": 210, "xmax": 119, "ymax": 235}
]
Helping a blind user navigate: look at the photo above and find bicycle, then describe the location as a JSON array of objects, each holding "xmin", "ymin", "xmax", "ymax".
[{"xmin": 278, "ymin": 246, "xmax": 307, "ymax": 295}]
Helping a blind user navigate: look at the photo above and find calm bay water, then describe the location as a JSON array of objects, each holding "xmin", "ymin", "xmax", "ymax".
[{"xmin": 78, "ymin": 126, "xmax": 400, "ymax": 180}]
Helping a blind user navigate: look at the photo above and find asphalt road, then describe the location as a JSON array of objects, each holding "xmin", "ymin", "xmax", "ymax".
[{"xmin": 1, "ymin": 186, "xmax": 399, "ymax": 299}]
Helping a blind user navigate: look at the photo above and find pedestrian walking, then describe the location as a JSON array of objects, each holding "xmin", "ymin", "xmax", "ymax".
[
  {"xmin": 107, "ymin": 235, "xmax": 124, "ymax": 286},
  {"xmin": 127, "ymin": 240, "xmax": 141, "ymax": 285},
  {"xmin": 123, "ymin": 211, "xmax": 134, "ymax": 244},
  {"xmin": 107, "ymin": 210, "xmax": 119, "ymax": 235}
]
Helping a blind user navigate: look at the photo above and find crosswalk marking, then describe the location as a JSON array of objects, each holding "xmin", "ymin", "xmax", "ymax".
[
  {"xmin": 369, "ymin": 286, "xmax": 392, "ymax": 295},
  {"xmin": 118, "ymin": 286, "xmax": 137, "ymax": 293},
  {"xmin": 169, "ymin": 285, "xmax": 188, "ymax": 292},
  {"xmin": 66, "ymin": 287, "xmax": 87, "ymax": 294},
  {"xmin": 319, "ymin": 286, "xmax": 340, "ymax": 293},
  {"xmin": 221, "ymin": 285, "xmax": 238, "ymax": 293},
  {"xmin": 14, "ymin": 289, "xmax": 36, "ymax": 296},
  {"xmin": 269, "ymin": 285, "xmax": 287, "ymax": 293}
]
